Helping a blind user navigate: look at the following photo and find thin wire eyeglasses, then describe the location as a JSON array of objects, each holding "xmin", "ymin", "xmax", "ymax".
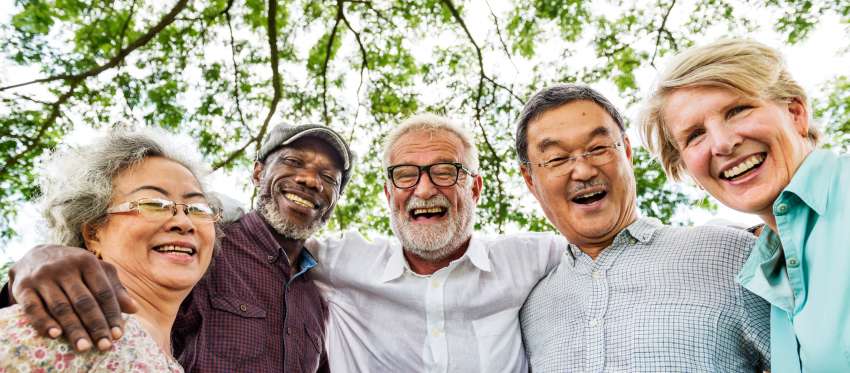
[
  {"xmin": 524, "ymin": 142, "xmax": 624, "ymax": 177},
  {"xmin": 386, "ymin": 162, "xmax": 475, "ymax": 189},
  {"xmin": 106, "ymin": 198, "xmax": 221, "ymax": 223}
]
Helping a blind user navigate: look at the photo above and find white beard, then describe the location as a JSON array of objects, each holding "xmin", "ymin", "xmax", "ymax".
[
  {"xmin": 258, "ymin": 194, "xmax": 323, "ymax": 240},
  {"xmin": 389, "ymin": 187, "xmax": 475, "ymax": 261}
]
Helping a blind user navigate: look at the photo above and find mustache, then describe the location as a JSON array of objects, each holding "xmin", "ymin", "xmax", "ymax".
[
  {"xmin": 405, "ymin": 195, "xmax": 451, "ymax": 211},
  {"xmin": 259, "ymin": 177, "xmax": 324, "ymax": 209},
  {"xmin": 568, "ymin": 178, "xmax": 607, "ymax": 194}
]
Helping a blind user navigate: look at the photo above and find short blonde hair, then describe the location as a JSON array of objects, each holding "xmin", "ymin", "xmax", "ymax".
[
  {"xmin": 640, "ymin": 38, "xmax": 821, "ymax": 181},
  {"xmin": 382, "ymin": 113, "xmax": 479, "ymax": 173}
]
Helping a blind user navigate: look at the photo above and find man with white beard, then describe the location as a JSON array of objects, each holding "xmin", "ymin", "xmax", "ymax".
[{"xmin": 306, "ymin": 114, "xmax": 564, "ymax": 372}]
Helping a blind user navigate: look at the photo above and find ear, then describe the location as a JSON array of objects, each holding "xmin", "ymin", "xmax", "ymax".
[
  {"xmin": 787, "ymin": 97, "xmax": 810, "ymax": 138},
  {"xmin": 252, "ymin": 161, "xmax": 264, "ymax": 186},
  {"xmin": 383, "ymin": 182, "xmax": 390, "ymax": 203},
  {"xmin": 623, "ymin": 135, "xmax": 633, "ymax": 163},
  {"xmin": 520, "ymin": 163, "xmax": 543, "ymax": 202},
  {"xmin": 470, "ymin": 174, "xmax": 483, "ymax": 203},
  {"xmin": 520, "ymin": 163, "xmax": 535, "ymax": 190},
  {"xmin": 81, "ymin": 223, "xmax": 102, "ymax": 256}
]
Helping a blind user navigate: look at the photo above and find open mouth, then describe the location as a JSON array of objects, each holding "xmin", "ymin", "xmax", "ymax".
[
  {"xmin": 572, "ymin": 190, "xmax": 607, "ymax": 205},
  {"xmin": 410, "ymin": 207, "xmax": 448, "ymax": 220},
  {"xmin": 721, "ymin": 153, "xmax": 766, "ymax": 181},
  {"xmin": 152, "ymin": 245, "xmax": 196, "ymax": 256},
  {"xmin": 284, "ymin": 192, "xmax": 316, "ymax": 209}
]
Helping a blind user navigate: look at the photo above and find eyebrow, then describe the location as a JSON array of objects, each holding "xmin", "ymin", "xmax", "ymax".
[
  {"xmin": 535, "ymin": 126, "xmax": 612, "ymax": 153},
  {"xmin": 127, "ymin": 185, "xmax": 205, "ymax": 199}
]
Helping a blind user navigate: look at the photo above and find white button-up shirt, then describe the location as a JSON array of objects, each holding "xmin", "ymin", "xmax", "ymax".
[{"xmin": 309, "ymin": 231, "xmax": 564, "ymax": 372}]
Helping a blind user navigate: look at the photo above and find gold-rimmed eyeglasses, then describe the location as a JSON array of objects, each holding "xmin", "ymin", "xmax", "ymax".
[
  {"xmin": 106, "ymin": 198, "xmax": 221, "ymax": 223},
  {"xmin": 524, "ymin": 143, "xmax": 624, "ymax": 176}
]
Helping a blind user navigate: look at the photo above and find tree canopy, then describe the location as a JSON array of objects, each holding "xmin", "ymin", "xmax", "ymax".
[{"xmin": 1, "ymin": 0, "xmax": 849, "ymax": 246}]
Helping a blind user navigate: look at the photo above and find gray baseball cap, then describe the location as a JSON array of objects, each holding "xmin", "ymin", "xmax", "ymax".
[{"xmin": 257, "ymin": 123, "xmax": 353, "ymax": 191}]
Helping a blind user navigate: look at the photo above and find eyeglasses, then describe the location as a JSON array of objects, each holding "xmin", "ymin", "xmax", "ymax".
[
  {"xmin": 387, "ymin": 162, "xmax": 474, "ymax": 189},
  {"xmin": 107, "ymin": 198, "xmax": 221, "ymax": 223},
  {"xmin": 525, "ymin": 143, "xmax": 624, "ymax": 176}
]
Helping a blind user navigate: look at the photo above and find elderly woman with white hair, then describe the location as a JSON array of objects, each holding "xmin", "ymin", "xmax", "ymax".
[
  {"xmin": 0, "ymin": 128, "xmax": 219, "ymax": 371},
  {"xmin": 641, "ymin": 39, "xmax": 850, "ymax": 373}
]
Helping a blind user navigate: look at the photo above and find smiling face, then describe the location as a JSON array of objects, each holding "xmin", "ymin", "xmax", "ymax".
[
  {"xmin": 384, "ymin": 129, "xmax": 482, "ymax": 261},
  {"xmin": 662, "ymin": 86, "xmax": 812, "ymax": 221},
  {"xmin": 521, "ymin": 100, "xmax": 638, "ymax": 252},
  {"xmin": 85, "ymin": 156, "xmax": 216, "ymax": 292},
  {"xmin": 253, "ymin": 137, "xmax": 343, "ymax": 240}
]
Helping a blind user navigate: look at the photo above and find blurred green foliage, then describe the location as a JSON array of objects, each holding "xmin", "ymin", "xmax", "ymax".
[{"xmin": 0, "ymin": 0, "xmax": 848, "ymax": 245}]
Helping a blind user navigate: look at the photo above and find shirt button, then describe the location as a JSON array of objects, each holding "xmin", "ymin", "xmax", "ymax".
[
  {"xmin": 591, "ymin": 270, "xmax": 603, "ymax": 279},
  {"xmin": 287, "ymin": 327, "xmax": 292, "ymax": 335},
  {"xmin": 589, "ymin": 318, "xmax": 599, "ymax": 327},
  {"xmin": 267, "ymin": 255, "xmax": 275, "ymax": 262},
  {"xmin": 431, "ymin": 280, "xmax": 441, "ymax": 288},
  {"xmin": 787, "ymin": 257, "xmax": 800, "ymax": 267},
  {"xmin": 628, "ymin": 238, "xmax": 638, "ymax": 245},
  {"xmin": 239, "ymin": 304, "xmax": 248, "ymax": 312},
  {"xmin": 775, "ymin": 203, "xmax": 789, "ymax": 215},
  {"xmin": 431, "ymin": 328, "xmax": 442, "ymax": 337}
]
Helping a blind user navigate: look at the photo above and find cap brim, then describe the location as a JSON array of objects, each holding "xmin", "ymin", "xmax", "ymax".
[{"xmin": 283, "ymin": 128, "xmax": 351, "ymax": 170}]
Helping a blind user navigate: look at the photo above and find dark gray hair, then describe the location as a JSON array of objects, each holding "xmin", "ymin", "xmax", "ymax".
[
  {"xmin": 515, "ymin": 84, "xmax": 626, "ymax": 163},
  {"xmin": 39, "ymin": 127, "xmax": 211, "ymax": 248}
]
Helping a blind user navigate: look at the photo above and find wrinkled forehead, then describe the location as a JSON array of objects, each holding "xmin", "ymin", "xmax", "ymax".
[{"xmin": 389, "ymin": 129, "xmax": 468, "ymax": 164}]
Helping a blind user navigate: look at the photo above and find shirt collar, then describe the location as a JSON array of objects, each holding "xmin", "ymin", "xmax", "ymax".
[
  {"xmin": 380, "ymin": 234, "xmax": 489, "ymax": 282},
  {"xmin": 291, "ymin": 248, "xmax": 318, "ymax": 279},
  {"xmin": 565, "ymin": 217, "xmax": 659, "ymax": 260},
  {"xmin": 780, "ymin": 149, "xmax": 835, "ymax": 215}
]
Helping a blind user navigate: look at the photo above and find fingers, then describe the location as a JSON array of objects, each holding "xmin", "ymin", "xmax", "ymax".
[
  {"xmin": 37, "ymin": 281, "xmax": 94, "ymax": 352},
  {"xmin": 12, "ymin": 246, "xmax": 129, "ymax": 352},
  {"xmin": 85, "ymin": 262, "xmax": 133, "ymax": 342},
  {"xmin": 17, "ymin": 287, "xmax": 62, "ymax": 338}
]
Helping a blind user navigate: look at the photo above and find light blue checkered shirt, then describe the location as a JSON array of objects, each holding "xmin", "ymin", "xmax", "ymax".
[{"xmin": 520, "ymin": 218, "xmax": 770, "ymax": 372}]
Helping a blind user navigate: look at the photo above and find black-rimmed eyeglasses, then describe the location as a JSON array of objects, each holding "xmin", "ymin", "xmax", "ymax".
[{"xmin": 387, "ymin": 162, "xmax": 474, "ymax": 189}]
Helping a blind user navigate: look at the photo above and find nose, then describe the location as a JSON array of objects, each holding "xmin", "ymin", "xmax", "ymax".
[
  {"xmin": 412, "ymin": 171, "xmax": 439, "ymax": 200},
  {"xmin": 568, "ymin": 158, "xmax": 599, "ymax": 182},
  {"xmin": 294, "ymin": 168, "xmax": 323, "ymax": 192},
  {"xmin": 165, "ymin": 205, "xmax": 196, "ymax": 234},
  {"xmin": 707, "ymin": 121, "xmax": 741, "ymax": 156}
]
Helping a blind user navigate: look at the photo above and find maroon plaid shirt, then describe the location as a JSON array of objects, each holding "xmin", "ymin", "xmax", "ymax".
[{"xmin": 172, "ymin": 211, "xmax": 329, "ymax": 373}]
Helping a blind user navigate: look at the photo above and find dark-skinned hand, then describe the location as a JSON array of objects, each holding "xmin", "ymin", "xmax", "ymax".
[{"xmin": 9, "ymin": 244, "xmax": 139, "ymax": 352}]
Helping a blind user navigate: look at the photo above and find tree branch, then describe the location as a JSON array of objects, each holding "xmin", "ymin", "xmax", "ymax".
[
  {"xmin": 321, "ymin": 3, "xmax": 344, "ymax": 127},
  {"xmin": 225, "ymin": 0, "xmax": 250, "ymax": 132},
  {"xmin": 0, "ymin": 0, "xmax": 190, "ymax": 92},
  {"xmin": 117, "ymin": 0, "xmax": 139, "ymax": 47},
  {"xmin": 251, "ymin": 0, "xmax": 284, "ymax": 159},
  {"xmin": 0, "ymin": 86, "xmax": 76, "ymax": 175},
  {"xmin": 650, "ymin": 0, "xmax": 677, "ymax": 68},
  {"xmin": 485, "ymin": 0, "xmax": 518, "ymax": 73},
  {"xmin": 440, "ymin": 0, "xmax": 507, "ymax": 231}
]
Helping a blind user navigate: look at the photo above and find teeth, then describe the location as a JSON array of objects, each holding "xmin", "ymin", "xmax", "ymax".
[
  {"xmin": 285, "ymin": 193, "xmax": 315, "ymax": 209},
  {"xmin": 412, "ymin": 207, "xmax": 445, "ymax": 215},
  {"xmin": 576, "ymin": 191, "xmax": 603, "ymax": 199},
  {"xmin": 723, "ymin": 154, "xmax": 765, "ymax": 179},
  {"xmin": 155, "ymin": 245, "xmax": 194, "ymax": 255}
]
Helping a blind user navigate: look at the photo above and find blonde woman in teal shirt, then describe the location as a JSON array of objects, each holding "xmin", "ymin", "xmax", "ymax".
[{"xmin": 641, "ymin": 38, "xmax": 850, "ymax": 373}]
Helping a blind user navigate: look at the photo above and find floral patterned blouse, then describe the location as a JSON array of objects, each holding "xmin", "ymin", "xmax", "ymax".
[{"xmin": 0, "ymin": 305, "xmax": 183, "ymax": 372}]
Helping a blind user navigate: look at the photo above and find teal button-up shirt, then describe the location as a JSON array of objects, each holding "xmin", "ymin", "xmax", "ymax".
[{"xmin": 737, "ymin": 149, "xmax": 850, "ymax": 373}]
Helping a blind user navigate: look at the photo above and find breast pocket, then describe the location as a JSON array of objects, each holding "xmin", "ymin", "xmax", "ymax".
[
  {"xmin": 472, "ymin": 306, "xmax": 526, "ymax": 373},
  {"xmin": 208, "ymin": 296, "xmax": 268, "ymax": 363},
  {"xmin": 299, "ymin": 323, "xmax": 324, "ymax": 373},
  {"xmin": 631, "ymin": 302, "xmax": 718, "ymax": 371}
]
